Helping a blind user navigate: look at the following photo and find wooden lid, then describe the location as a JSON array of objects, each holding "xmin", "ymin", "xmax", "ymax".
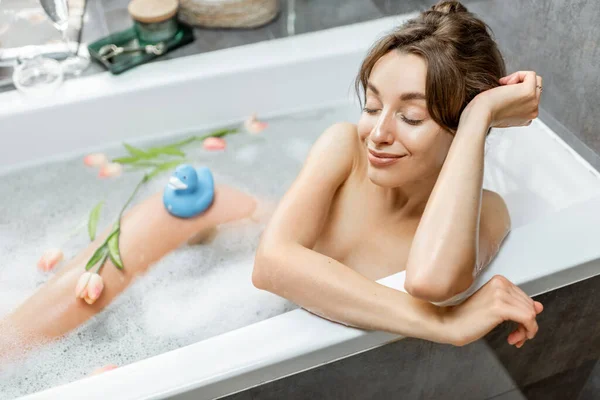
[{"xmin": 128, "ymin": 0, "xmax": 179, "ymax": 24}]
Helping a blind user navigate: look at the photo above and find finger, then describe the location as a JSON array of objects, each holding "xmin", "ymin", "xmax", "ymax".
[
  {"xmin": 499, "ymin": 72, "xmax": 519, "ymax": 85},
  {"xmin": 523, "ymin": 71, "xmax": 538, "ymax": 89},
  {"xmin": 513, "ymin": 298, "xmax": 539, "ymax": 339},
  {"xmin": 502, "ymin": 299, "xmax": 539, "ymax": 339},
  {"xmin": 536, "ymin": 75, "xmax": 543, "ymax": 101},
  {"xmin": 534, "ymin": 301, "xmax": 544, "ymax": 314},
  {"xmin": 516, "ymin": 324, "xmax": 527, "ymax": 343},
  {"xmin": 515, "ymin": 325, "xmax": 527, "ymax": 348},
  {"xmin": 507, "ymin": 326, "xmax": 527, "ymax": 345},
  {"xmin": 507, "ymin": 329, "xmax": 518, "ymax": 344},
  {"xmin": 501, "ymin": 71, "xmax": 536, "ymax": 87},
  {"xmin": 499, "ymin": 73, "xmax": 520, "ymax": 85}
]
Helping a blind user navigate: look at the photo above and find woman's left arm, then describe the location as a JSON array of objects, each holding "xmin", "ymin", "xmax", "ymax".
[{"xmin": 405, "ymin": 71, "xmax": 542, "ymax": 303}]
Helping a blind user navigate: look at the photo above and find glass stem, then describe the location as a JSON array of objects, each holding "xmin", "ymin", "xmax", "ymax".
[{"xmin": 61, "ymin": 28, "xmax": 74, "ymax": 58}]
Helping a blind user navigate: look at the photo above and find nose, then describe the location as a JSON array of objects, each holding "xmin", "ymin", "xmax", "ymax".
[{"xmin": 370, "ymin": 110, "xmax": 395, "ymax": 146}]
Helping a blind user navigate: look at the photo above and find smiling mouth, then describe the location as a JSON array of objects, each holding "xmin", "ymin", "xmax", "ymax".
[{"xmin": 367, "ymin": 148, "xmax": 406, "ymax": 167}]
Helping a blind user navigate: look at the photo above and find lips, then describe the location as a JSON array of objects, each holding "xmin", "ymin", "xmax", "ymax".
[{"xmin": 367, "ymin": 148, "xmax": 406, "ymax": 167}]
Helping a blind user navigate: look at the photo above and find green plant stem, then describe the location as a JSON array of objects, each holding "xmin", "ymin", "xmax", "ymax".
[
  {"xmin": 118, "ymin": 174, "xmax": 149, "ymax": 221},
  {"xmin": 95, "ymin": 253, "xmax": 109, "ymax": 274},
  {"xmin": 86, "ymin": 127, "xmax": 240, "ymax": 276},
  {"xmin": 171, "ymin": 128, "xmax": 239, "ymax": 148}
]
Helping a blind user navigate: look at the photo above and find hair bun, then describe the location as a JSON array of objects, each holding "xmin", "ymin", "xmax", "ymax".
[{"xmin": 431, "ymin": 1, "xmax": 468, "ymax": 14}]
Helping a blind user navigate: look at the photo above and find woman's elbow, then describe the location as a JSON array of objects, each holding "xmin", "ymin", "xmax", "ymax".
[
  {"xmin": 252, "ymin": 247, "xmax": 272, "ymax": 290},
  {"xmin": 404, "ymin": 271, "xmax": 473, "ymax": 303},
  {"xmin": 252, "ymin": 241, "xmax": 285, "ymax": 291}
]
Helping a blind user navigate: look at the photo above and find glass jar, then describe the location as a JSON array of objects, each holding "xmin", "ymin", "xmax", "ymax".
[{"xmin": 128, "ymin": 0, "xmax": 179, "ymax": 44}]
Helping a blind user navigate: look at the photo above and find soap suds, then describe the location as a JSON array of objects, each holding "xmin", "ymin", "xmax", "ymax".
[{"xmin": 0, "ymin": 104, "xmax": 354, "ymax": 398}]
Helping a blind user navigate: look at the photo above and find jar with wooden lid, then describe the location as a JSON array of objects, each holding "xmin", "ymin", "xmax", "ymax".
[
  {"xmin": 128, "ymin": 0, "xmax": 180, "ymax": 44},
  {"xmin": 179, "ymin": 0, "xmax": 279, "ymax": 29}
]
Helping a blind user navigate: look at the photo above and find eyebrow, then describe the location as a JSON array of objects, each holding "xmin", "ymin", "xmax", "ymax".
[{"xmin": 367, "ymin": 83, "xmax": 426, "ymax": 101}]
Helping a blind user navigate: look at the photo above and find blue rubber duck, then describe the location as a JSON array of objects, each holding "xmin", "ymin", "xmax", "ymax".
[{"xmin": 163, "ymin": 164, "xmax": 215, "ymax": 218}]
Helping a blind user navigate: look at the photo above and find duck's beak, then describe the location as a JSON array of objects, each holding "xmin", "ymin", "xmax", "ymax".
[{"xmin": 168, "ymin": 176, "xmax": 188, "ymax": 190}]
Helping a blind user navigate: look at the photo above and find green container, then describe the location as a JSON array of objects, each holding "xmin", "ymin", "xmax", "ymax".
[
  {"xmin": 87, "ymin": 24, "xmax": 195, "ymax": 75},
  {"xmin": 134, "ymin": 17, "xmax": 179, "ymax": 45}
]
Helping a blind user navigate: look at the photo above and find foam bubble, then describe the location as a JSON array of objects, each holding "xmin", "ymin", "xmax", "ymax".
[{"xmin": 0, "ymin": 103, "xmax": 352, "ymax": 398}]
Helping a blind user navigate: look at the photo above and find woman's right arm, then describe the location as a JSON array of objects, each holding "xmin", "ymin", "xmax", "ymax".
[
  {"xmin": 253, "ymin": 122, "xmax": 542, "ymax": 347},
  {"xmin": 253, "ymin": 122, "xmax": 447, "ymax": 341}
]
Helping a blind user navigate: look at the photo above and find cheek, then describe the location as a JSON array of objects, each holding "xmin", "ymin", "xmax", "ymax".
[
  {"xmin": 357, "ymin": 114, "xmax": 374, "ymax": 140},
  {"xmin": 400, "ymin": 126, "xmax": 433, "ymax": 154},
  {"xmin": 404, "ymin": 126, "xmax": 450, "ymax": 164}
]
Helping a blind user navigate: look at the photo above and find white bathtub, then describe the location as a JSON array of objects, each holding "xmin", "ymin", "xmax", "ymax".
[{"xmin": 2, "ymin": 14, "xmax": 600, "ymax": 400}]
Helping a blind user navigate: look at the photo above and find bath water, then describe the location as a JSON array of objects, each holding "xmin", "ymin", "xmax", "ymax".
[{"xmin": 0, "ymin": 104, "xmax": 356, "ymax": 398}]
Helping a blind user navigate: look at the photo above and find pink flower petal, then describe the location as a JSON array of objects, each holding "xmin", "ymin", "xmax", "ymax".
[
  {"xmin": 90, "ymin": 364, "xmax": 118, "ymax": 376},
  {"xmin": 75, "ymin": 272, "xmax": 92, "ymax": 298},
  {"xmin": 247, "ymin": 121, "xmax": 268, "ymax": 134},
  {"xmin": 37, "ymin": 248, "xmax": 64, "ymax": 272},
  {"xmin": 244, "ymin": 114, "xmax": 268, "ymax": 134},
  {"xmin": 203, "ymin": 137, "xmax": 227, "ymax": 151},
  {"xmin": 84, "ymin": 153, "xmax": 108, "ymax": 167},
  {"xmin": 98, "ymin": 163, "xmax": 123, "ymax": 178},
  {"xmin": 87, "ymin": 274, "xmax": 104, "ymax": 301},
  {"xmin": 75, "ymin": 272, "xmax": 104, "ymax": 304}
]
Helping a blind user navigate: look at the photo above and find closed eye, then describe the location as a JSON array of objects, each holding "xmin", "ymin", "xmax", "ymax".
[
  {"xmin": 363, "ymin": 107, "xmax": 380, "ymax": 115},
  {"xmin": 402, "ymin": 116, "xmax": 423, "ymax": 126}
]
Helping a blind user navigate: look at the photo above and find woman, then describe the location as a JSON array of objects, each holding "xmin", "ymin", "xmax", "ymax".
[{"xmin": 252, "ymin": 1, "xmax": 544, "ymax": 348}]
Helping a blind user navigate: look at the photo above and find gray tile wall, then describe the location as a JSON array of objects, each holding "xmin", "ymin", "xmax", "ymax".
[{"xmin": 466, "ymin": 0, "xmax": 600, "ymax": 168}]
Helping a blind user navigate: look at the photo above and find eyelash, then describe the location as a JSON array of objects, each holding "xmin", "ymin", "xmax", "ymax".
[{"xmin": 362, "ymin": 108, "xmax": 423, "ymax": 126}]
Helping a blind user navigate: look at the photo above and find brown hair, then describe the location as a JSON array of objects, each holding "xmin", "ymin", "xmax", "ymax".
[{"xmin": 356, "ymin": 0, "xmax": 506, "ymax": 133}]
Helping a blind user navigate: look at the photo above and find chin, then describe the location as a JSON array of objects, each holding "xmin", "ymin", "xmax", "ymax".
[{"xmin": 367, "ymin": 166, "xmax": 404, "ymax": 188}]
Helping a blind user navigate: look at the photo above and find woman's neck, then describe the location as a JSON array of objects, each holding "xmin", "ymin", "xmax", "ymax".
[{"xmin": 368, "ymin": 173, "xmax": 439, "ymax": 220}]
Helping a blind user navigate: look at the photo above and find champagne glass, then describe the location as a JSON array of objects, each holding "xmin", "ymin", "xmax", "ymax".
[{"xmin": 39, "ymin": 0, "xmax": 89, "ymax": 76}]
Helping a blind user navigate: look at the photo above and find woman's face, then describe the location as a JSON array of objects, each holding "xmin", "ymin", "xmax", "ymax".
[{"xmin": 357, "ymin": 51, "xmax": 453, "ymax": 188}]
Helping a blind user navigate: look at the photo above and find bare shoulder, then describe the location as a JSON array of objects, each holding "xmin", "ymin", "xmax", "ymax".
[
  {"xmin": 313, "ymin": 122, "xmax": 361, "ymax": 156},
  {"xmin": 305, "ymin": 122, "xmax": 362, "ymax": 179},
  {"xmin": 480, "ymin": 189, "xmax": 511, "ymax": 240}
]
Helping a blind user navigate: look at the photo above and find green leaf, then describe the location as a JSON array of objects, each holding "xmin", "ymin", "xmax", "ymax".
[
  {"xmin": 147, "ymin": 160, "xmax": 188, "ymax": 180},
  {"xmin": 85, "ymin": 244, "xmax": 108, "ymax": 271},
  {"xmin": 88, "ymin": 201, "xmax": 104, "ymax": 241},
  {"xmin": 147, "ymin": 146, "xmax": 185, "ymax": 157},
  {"xmin": 112, "ymin": 156, "xmax": 141, "ymax": 164},
  {"xmin": 107, "ymin": 228, "xmax": 124, "ymax": 270},
  {"xmin": 124, "ymin": 161, "xmax": 163, "ymax": 170},
  {"xmin": 171, "ymin": 137, "xmax": 196, "ymax": 148},
  {"xmin": 206, "ymin": 128, "xmax": 238, "ymax": 138},
  {"xmin": 124, "ymin": 143, "xmax": 149, "ymax": 158},
  {"xmin": 171, "ymin": 128, "xmax": 239, "ymax": 148}
]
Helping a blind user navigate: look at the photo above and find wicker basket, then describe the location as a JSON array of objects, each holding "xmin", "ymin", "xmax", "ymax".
[{"xmin": 179, "ymin": 0, "xmax": 280, "ymax": 29}]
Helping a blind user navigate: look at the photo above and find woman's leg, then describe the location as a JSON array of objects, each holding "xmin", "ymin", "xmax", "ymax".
[{"xmin": 1, "ymin": 185, "xmax": 256, "ymax": 356}]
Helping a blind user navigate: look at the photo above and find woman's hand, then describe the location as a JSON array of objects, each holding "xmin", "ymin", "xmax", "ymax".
[
  {"xmin": 442, "ymin": 275, "xmax": 543, "ymax": 347},
  {"xmin": 462, "ymin": 71, "xmax": 543, "ymax": 129}
]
